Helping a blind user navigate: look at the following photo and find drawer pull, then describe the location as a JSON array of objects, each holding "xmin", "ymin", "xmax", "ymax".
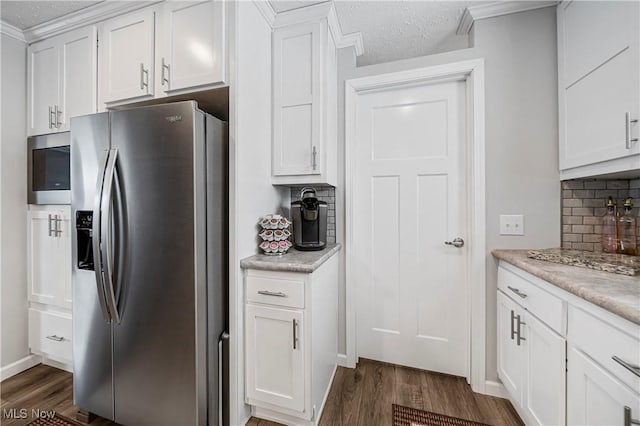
[
  {"xmin": 624, "ymin": 406, "xmax": 640, "ymax": 426},
  {"xmin": 292, "ymin": 319, "xmax": 298, "ymax": 349},
  {"xmin": 46, "ymin": 335, "xmax": 64, "ymax": 342},
  {"xmin": 257, "ymin": 290, "xmax": 286, "ymax": 298},
  {"xmin": 613, "ymin": 356, "xmax": 640, "ymax": 378},
  {"xmin": 507, "ymin": 286, "xmax": 528, "ymax": 299}
]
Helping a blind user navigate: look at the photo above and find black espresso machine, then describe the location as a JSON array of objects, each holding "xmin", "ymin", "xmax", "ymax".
[{"xmin": 291, "ymin": 187, "xmax": 327, "ymax": 251}]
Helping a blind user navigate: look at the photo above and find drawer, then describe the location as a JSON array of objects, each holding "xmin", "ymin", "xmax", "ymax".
[
  {"xmin": 246, "ymin": 273, "xmax": 305, "ymax": 309},
  {"xmin": 498, "ymin": 265, "xmax": 565, "ymax": 335},
  {"xmin": 29, "ymin": 308, "xmax": 72, "ymax": 362},
  {"xmin": 569, "ymin": 305, "xmax": 640, "ymax": 392}
]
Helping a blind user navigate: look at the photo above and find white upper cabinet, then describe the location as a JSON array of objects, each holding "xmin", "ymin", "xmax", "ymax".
[
  {"xmin": 158, "ymin": 1, "xmax": 226, "ymax": 93},
  {"xmin": 28, "ymin": 26, "xmax": 97, "ymax": 136},
  {"xmin": 557, "ymin": 1, "xmax": 640, "ymax": 179},
  {"xmin": 272, "ymin": 6, "xmax": 338, "ymax": 186},
  {"xmin": 100, "ymin": 2, "xmax": 227, "ymax": 107},
  {"xmin": 100, "ymin": 9, "xmax": 155, "ymax": 104}
]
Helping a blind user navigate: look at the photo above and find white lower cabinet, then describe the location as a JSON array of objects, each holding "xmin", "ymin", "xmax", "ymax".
[
  {"xmin": 497, "ymin": 287, "xmax": 566, "ymax": 426},
  {"xmin": 498, "ymin": 261, "xmax": 640, "ymax": 426},
  {"xmin": 244, "ymin": 254, "xmax": 339, "ymax": 425},
  {"xmin": 246, "ymin": 304, "xmax": 305, "ymax": 412},
  {"xmin": 27, "ymin": 205, "xmax": 73, "ymax": 367}
]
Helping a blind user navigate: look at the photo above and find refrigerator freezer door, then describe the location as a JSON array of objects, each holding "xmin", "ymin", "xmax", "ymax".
[
  {"xmin": 70, "ymin": 112, "xmax": 115, "ymax": 420},
  {"xmin": 110, "ymin": 102, "xmax": 207, "ymax": 426}
]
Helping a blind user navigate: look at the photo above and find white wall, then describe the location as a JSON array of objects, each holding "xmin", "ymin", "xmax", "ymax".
[
  {"xmin": 337, "ymin": 7, "xmax": 560, "ymax": 383},
  {"xmin": 0, "ymin": 33, "xmax": 29, "ymax": 372},
  {"xmin": 229, "ymin": 3, "xmax": 288, "ymax": 424}
]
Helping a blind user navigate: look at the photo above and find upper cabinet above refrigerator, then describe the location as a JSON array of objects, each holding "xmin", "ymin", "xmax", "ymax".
[
  {"xmin": 99, "ymin": 1, "xmax": 227, "ymax": 108},
  {"xmin": 557, "ymin": 1, "xmax": 640, "ymax": 179},
  {"xmin": 27, "ymin": 26, "xmax": 97, "ymax": 136}
]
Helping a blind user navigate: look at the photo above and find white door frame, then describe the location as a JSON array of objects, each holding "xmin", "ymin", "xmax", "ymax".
[{"xmin": 344, "ymin": 59, "xmax": 486, "ymax": 393}]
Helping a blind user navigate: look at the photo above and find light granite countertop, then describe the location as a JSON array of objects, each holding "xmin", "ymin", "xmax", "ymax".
[
  {"xmin": 493, "ymin": 249, "xmax": 640, "ymax": 325},
  {"xmin": 240, "ymin": 243, "xmax": 341, "ymax": 273}
]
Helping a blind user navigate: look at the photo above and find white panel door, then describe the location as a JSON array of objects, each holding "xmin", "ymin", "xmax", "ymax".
[
  {"xmin": 245, "ymin": 304, "xmax": 305, "ymax": 412},
  {"xmin": 354, "ymin": 79, "xmax": 468, "ymax": 376},
  {"xmin": 100, "ymin": 9, "xmax": 155, "ymax": 104},
  {"xmin": 272, "ymin": 22, "xmax": 322, "ymax": 177},
  {"xmin": 497, "ymin": 291, "xmax": 525, "ymax": 406},
  {"xmin": 27, "ymin": 208, "xmax": 70, "ymax": 308},
  {"xmin": 160, "ymin": 1, "xmax": 226, "ymax": 92},
  {"xmin": 28, "ymin": 38, "xmax": 59, "ymax": 136},
  {"xmin": 567, "ymin": 345, "xmax": 640, "ymax": 425},
  {"xmin": 523, "ymin": 311, "xmax": 566, "ymax": 426},
  {"xmin": 58, "ymin": 26, "xmax": 97, "ymax": 132}
]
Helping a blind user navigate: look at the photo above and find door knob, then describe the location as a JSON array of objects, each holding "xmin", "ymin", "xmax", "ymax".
[{"xmin": 444, "ymin": 237, "xmax": 464, "ymax": 248}]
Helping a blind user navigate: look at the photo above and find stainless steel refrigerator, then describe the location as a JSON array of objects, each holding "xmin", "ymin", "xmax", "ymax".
[{"xmin": 70, "ymin": 101, "xmax": 228, "ymax": 426}]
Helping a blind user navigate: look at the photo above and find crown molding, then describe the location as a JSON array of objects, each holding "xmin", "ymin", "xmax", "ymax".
[
  {"xmin": 0, "ymin": 20, "xmax": 27, "ymax": 43},
  {"xmin": 254, "ymin": 1, "xmax": 276, "ymax": 28},
  {"xmin": 269, "ymin": 1, "xmax": 363, "ymax": 56},
  {"xmin": 22, "ymin": 1, "xmax": 161, "ymax": 43},
  {"xmin": 456, "ymin": 1, "xmax": 557, "ymax": 35}
]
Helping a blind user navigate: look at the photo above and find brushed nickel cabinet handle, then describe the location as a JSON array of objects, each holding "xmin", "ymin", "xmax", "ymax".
[
  {"xmin": 46, "ymin": 335, "xmax": 64, "ymax": 342},
  {"xmin": 161, "ymin": 57, "xmax": 170, "ymax": 86},
  {"xmin": 613, "ymin": 356, "xmax": 640, "ymax": 378},
  {"xmin": 516, "ymin": 315, "xmax": 526, "ymax": 346},
  {"xmin": 54, "ymin": 215, "xmax": 62, "ymax": 237},
  {"xmin": 292, "ymin": 319, "xmax": 298, "ymax": 349},
  {"xmin": 507, "ymin": 286, "xmax": 527, "ymax": 299},
  {"xmin": 625, "ymin": 407, "xmax": 640, "ymax": 426},
  {"xmin": 140, "ymin": 63, "xmax": 149, "ymax": 92},
  {"xmin": 510, "ymin": 310, "xmax": 516, "ymax": 340},
  {"xmin": 626, "ymin": 112, "xmax": 638, "ymax": 149},
  {"xmin": 257, "ymin": 290, "xmax": 286, "ymax": 297},
  {"xmin": 312, "ymin": 146, "xmax": 317, "ymax": 170},
  {"xmin": 48, "ymin": 106, "xmax": 54, "ymax": 129},
  {"xmin": 48, "ymin": 214, "xmax": 54, "ymax": 237},
  {"xmin": 55, "ymin": 105, "xmax": 62, "ymax": 128}
]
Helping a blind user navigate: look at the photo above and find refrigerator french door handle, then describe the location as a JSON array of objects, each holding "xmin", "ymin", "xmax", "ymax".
[
  {"xmin": 100, "ymin": 147, "xmax": 121, "ymax": 325},
  {"xmin": 93, "ymin": 149, "xmax": 113, "ymax": 322}
]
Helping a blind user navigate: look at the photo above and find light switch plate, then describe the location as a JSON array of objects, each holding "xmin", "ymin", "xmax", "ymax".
[{"xmin": 500, "ymin": 215, "xmax": 524, "ymax": 235}]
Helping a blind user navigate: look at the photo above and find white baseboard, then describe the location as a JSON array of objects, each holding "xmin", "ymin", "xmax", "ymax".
[
  {"xmin": 483, "ymin": 379, "xmax": 509, "ymax": 399},
  {"xmin": 42, "ymin": 357, "xmax": 73, "ymax": 373},
  {"xmin": 0, "ymin": 354, "xmax": 42, "ymax": 381},
  {"xmin": 337, "ymin": 353, "xmax": 350, "ymax": 368}
]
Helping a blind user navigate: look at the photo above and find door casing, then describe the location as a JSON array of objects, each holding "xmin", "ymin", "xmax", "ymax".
[{"xmin": 344, "ymin": 59, "xmax": 486, "ymax": 393}]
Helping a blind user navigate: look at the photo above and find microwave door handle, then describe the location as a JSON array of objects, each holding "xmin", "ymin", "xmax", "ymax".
[
  {"xmin": 100, "ymin": 147, "xmax": 121, "ymax": 325},
  {"xmin": 93, "ymin": 149, "xmax": 113, "ymax": 322}
]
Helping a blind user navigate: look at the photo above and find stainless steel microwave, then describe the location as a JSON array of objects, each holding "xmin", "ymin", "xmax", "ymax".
[{"xmin": 28, "ymin": 132, "xmax": 71, "ymax": 204}]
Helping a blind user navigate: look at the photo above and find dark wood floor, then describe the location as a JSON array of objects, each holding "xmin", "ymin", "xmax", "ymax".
[
  {"xmin": 249, "ymin": 358, "xmax": 523, "ymax": 426},
  {"xmin": 2, "ymin": 360, "xmax": 522, "ymax": 426}
]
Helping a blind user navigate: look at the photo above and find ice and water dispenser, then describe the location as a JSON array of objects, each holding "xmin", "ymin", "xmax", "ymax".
[{"xmin": 76, "ymin": 211, "xmax": 94, "ymax": 270}]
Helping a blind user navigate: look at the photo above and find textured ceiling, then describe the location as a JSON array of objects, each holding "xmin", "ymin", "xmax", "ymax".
[
  {"xmin": 334, "ymin": 1, "xmax": 488, "ymax": 66},
  {"xmin": 0, "ymin": 1, "xmax": 103, "ymax": 30}
]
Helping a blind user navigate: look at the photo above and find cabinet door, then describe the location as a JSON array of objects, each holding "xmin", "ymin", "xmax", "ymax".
[
  {"xmin": 272, "ymin": 22, "xmax": 322, "ymax": 177},
  {"xmin": 57, "ymin": 26, "xmax": 97, "ymax": 132},
  {"xmin": 100, "ymin": 9, "xmax": 155, "ymax": 104},
  {"xmin": 27, "ymin": 208, "xmax": 71, "ymax": 308},
  {"xmin": 523, "ymin": 312, "xmax": 566, "ymax": 426},
  {"xmin": 28, "ymin": 39, "xmax": 59, "ymax": 136},
  {"xmin": 497, "ymin": 291, "xmax": 525, "ymax": 406},
  {"xmin": 567, "ymin": 345, "xmax": 640, "ymax": 425},
  {"xmin": 558, "ymin": 1, "xmax": 640, "ymax": 170},
  {"xmin": 245, "ymin": 304, "xmax": 305, "ymax": 412},
  {"xmin": 159, "ymin": 1, "xmax": 226, "ymax": 92}
]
